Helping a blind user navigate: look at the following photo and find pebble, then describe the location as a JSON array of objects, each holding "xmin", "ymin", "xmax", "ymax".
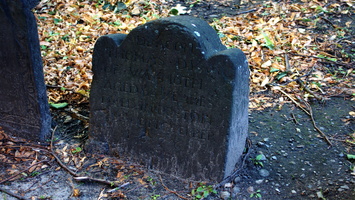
[
  {"xmin": 220, "ymin": 191, "xmax": 230, "ymax": 200},
  {"xmin": 209, "ymin": 14, "xmax": 219, "ymax": 18},
  {"xmin": 255, "ymin": 179, "xmax": 263, "ymax": 184},
  {"xmin": 257, "ymin": 142, "xmax": 266, "ymax": 147},
  {"xmin": 317, "ymin": 191, "xmax": 324, "ymax": 199},
  {"xmin": 291, "ymin": 190, "xmax": 296, "ymax": 194},
  {"xmin": 224, "ymin": 183, "xmax": 233, "ymax": 188},
  {"xmin": 234, "ymin": 177, "xmax": 241, "ymax": 183},
  {"xmin": 232, "ymin": 186, "xmax": 240, "ymax": 194},
  {"xmin": 259, "ymin": 169, "xmax": 270, "ymax": 177},
  {"xmin": 271, "ymin": 156, "xmax": 277, "ymax": 160},
  {"xmin": 247, "ymin": 186, "xmax": 254, "ymax": 194},
  {"xmin": 340, "ymin": 185, "xmax": 349, "ymax": 190},
  {"xmin": 258, "ymin": 154, "xmax": 267, "ymax": 161}
]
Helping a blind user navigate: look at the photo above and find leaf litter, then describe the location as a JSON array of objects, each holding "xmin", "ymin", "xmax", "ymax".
[
  {"xmin": 35, "ymin": 0, "xmax": 354, "ymax": 110},
  {"xmin": 1, "ymin": 0, "xmax": 354, "ymax": 199}
]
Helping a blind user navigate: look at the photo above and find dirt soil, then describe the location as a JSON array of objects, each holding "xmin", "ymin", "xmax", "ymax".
[
  {"xmin": 1, "ymin": 0, "xmax": 355, "ymax": 200},
  {"xmin": 1, "ymin": 97, "xmax": 354, "ymax": 200}
]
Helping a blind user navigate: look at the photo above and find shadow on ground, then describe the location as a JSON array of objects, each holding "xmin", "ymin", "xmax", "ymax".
[{"xmin": 1, "ymin": 98, "xmax": 354, "ymax": 200}]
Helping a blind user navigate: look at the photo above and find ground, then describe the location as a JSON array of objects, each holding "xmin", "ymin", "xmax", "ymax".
[{"xmin": 1, "ymin": 0, "xmax": 355, "ymax": 199}]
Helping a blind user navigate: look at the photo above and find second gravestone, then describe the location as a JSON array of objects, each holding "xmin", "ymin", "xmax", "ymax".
[
  {"xmin": 88, "ymin": 16, "xmax": 249, "ymax": 181},
  {"xmin": 0, "ymin": 0, "xmax": 51, "ymax": 141}
]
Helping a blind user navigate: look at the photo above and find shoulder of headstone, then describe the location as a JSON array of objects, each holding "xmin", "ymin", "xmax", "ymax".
[
  {"xmin": 209, "ymin": 48, "xmax": 248, "ymax": 66},
  {"xmin": 96, "ymin": 34, "xmax": 127, "ymax": 47}
]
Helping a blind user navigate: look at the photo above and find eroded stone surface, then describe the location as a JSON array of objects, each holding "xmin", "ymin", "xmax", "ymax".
[
  {"xmin": 88, "ymin": 16, "xmax": 249, "ymax": 181},
  {"xmin": 0, "ymin": 0, "xmax": 51, "ymax": 141}
]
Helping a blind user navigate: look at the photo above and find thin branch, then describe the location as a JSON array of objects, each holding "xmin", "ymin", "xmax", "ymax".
[
  {"xmin": 73, "ymin": 176, "xmax": 121, "ymax": 187},
  {"xmin": 274, "ymin": 87, "xmax": 332, "ymax": 146},
  {"xmin": 285, "ymin": 53, "xmax": 291, "ymax": 74},
  {"xmin": 0, "ymin": 160, "xmax": 49, "ymax": 184},
  {"xmin": 320, "ymin": 17, "xmax": 337, "ymax": 29},
  {"xmin": 107, "ymin": 182, "xmax": 130, "ymax": 193},
  {"xmin": 289, "ymin": 53, "xmax": 352, "ymax": 68},
  {"xmin": 49, "ymin": 128, "xmax": 120, "ymax": 187},
  {"xmin": 50, "ymin": 126, "xmax": 58, "ymax": 151},
  {"xmin": 296, "ymin": 79, "xmax": 324, "ymax": 101},
  {"xmin": 236, "ymin": 8, "xmax": 258, "ymax": 15},
  {"xmin": 297, "ymin": 96, "xmax": 332, "ymax": 146},
  {"xmin": 0, "ymin": 188, "xmax": 29, "ymax": 200},
  {"xmin": 274, "ymin": 87, "xmax": 310, "ymax": 115},
  {"xmin": 158, "ymin": 175, "xmax": 189, "ymax": 200},
  {"xmin": 291, "ymin": 113, "xmax": 301, "ymax": 125}
]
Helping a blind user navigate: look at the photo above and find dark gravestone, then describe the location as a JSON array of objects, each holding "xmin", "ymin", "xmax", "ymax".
[
  {"xmin": 89, "ymin": 16, "xmax": 249, "ymax": 181},
  {"xmin": 0, "ymin": 0, "xmax": 51, "ymax": 141}
]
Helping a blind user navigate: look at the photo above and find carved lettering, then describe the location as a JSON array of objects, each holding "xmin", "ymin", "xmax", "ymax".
[{"xmin": 89, "ymin": 16, "xmax": 249, "ymax": 181}]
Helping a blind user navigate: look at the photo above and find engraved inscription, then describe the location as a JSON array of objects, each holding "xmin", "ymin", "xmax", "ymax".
[{"xmin": 89, "ymin": 16, "xmax": 249, "ymax": 181}]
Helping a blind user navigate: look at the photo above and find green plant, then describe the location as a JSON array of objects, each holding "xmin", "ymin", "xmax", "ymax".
[
  {"xmin": 30, "ymin": 171, "xmax": 41, "ymax": 177},
  {"xmin": 317, "ymin": 54, "xmax": 337, "ymax": 62},
  {"xmin": 189, "ymin": 0, "xmax": 201, "ymax": 8},
  {"xmin": 261, "ymin": 31, "xmax": 275, "ymax": 50},
  {"xmin": 38, "ymin": 195, "xmax": 52, "ymax": 200},
  {"xmin": 250, "ymin": 189, "xmax": 262, "ymax": 198},
  {"xmin": 146, "ymin": 176, "xmax": 156, "ymax": 185},
  {"xmin": 191, "ymin": 183, "xmax": 217, "ymax": 199},
  {"xmin": 251, "ymin": 154, "xmax": 264, "ymax": 167},
  {"xmin": 71, "ymin": 147, "xmax": 82, "ymax": 154},
  {"xmin": 150, "ymin": 194, "xmax": 160, "ymax": 200}
]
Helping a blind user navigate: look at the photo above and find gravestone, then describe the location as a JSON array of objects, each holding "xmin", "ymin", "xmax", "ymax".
[
  {"xmin": 88, "ymin": 16, "xmax": 249, "ymax": 181},
  {"xmin": 0, "ymin": 0, "xmax": 51, "ymax": 141}
]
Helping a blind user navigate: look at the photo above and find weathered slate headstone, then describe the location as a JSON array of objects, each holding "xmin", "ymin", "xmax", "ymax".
[
  {"xmin": 0, "ymin": 0, "xmax": 51, "ymax": 141},
  {"xmin": 88, "ymin": 16, "xmax": 249, "ymax": 181}
]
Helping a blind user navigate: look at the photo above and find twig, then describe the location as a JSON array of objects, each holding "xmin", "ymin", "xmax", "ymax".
[
  {"xmin": 72, "ymin": 176, "xmax": 121, "ymax": 187},
  {"xmin": 0, "ymin": 188, "xmax": 29, "ymax": 200},
  {"xmin": 236, "ymin": 8, "xmax": 258, "ymax": 15},
  {"xmin": 66, "ymin": 108, "xmax": 89, "ymax": 121},
  {"xmin": 25, "ymin": 177, "xmax": 53, "ymax": 192},
  {"xmin": 0, "ymin": 160, "xmax": 49, "ymax": 184},
  {"xmin": 291, "ymin": 113, "xmax": 301, "ymax": 125},
  {"xmin": 50, "ymin": 148, "xmax": 78, "ymax": 177},
  {"xmin": 274, "ymin": 87, "xmax": 310, "ymax": 115},
  {"xmin": 297, "ymin": 96, "xmax": 332, "ymax": 147},
  {"xmin": 320, "ymin": 17, "xmax": 337, "ymax": 29},
  {"xmin": 297, "ymin": 80, "xmax": 324, "ymax": 101},
  {"xmin": 49, "ymin": 127, "xmax": 121, "ymax": 187},
  {"xmin": 50, "ymin": 126, "xmax": 58, "ymax": 151},
  {"xmin": 329, "ymin": 138, "xmax": 355, "ymax": 145},
  {"xmin": 289, "ymin": 53, "xmax": 352, "ymax": 68},
  {"xmin": 107, "ymin": 182, "xmax": 130, "ymax": 192},
  {"xmin": 285, "ymin": 53, "xmax": 291, "ymax": 74},
  {"xmin": 274, "ymin": 87, "xmax": 332, "ymax": 146},
  {"xmin": 158, "ymin": 175, "xmax": 189, "ymax": 200}
]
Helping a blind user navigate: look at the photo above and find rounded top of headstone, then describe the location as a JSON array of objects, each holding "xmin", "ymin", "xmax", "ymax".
[{"xmin": 120, "ymin": 16, "xmax": 226, "ymax": 59}]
